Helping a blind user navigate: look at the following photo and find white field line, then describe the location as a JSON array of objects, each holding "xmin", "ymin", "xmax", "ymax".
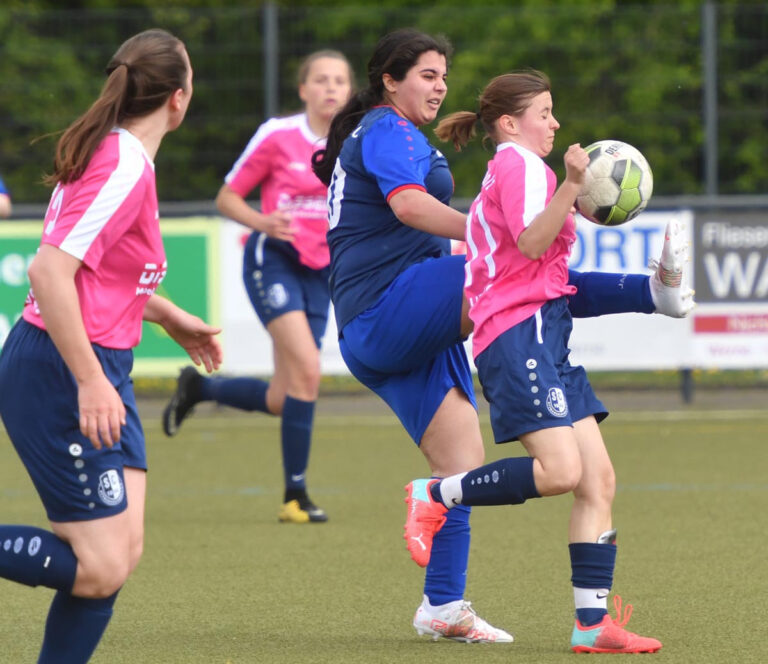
[{"xmin": 149, "ymin": 408, "xmax": 768, "ymax": 431}]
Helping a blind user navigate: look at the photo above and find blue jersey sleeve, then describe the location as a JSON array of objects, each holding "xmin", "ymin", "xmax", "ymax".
[
  {"xmin": 0, "ymin": 176, "xmax": 8, "ymax": 196},
  {"xmin": 361, "ymin": 115, "xmax": 432, "ymax": 200}
]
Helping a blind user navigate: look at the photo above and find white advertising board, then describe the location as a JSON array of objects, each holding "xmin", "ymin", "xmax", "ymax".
[
  {"xmin": 567, "ymin": 210, "xmax": 695, "ymax": 370},
  {"xmin": 218, "ymin": 220, "xmax": 347, "ymax": 375},
  {"xmin": 214, "ymin": 207, "xmax": 768, "ymax": 376}
]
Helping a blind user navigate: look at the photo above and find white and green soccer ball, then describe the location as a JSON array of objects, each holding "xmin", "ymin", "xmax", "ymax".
[{"xmin": 575, "ymin": 140, "xmax": 653, "ymax": 226}]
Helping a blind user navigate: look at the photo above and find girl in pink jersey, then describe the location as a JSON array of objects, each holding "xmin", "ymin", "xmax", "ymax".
[
  {"xmin": 0, "ymin": 30, "xmax": 221, "ymax": 663},
  {"xmin": 402, "ymin": 71, "xmax": 665, "ymax": 653},
  {"xmin": 162, "ymin": 51, "xmax": 353, "ymax": 523}
]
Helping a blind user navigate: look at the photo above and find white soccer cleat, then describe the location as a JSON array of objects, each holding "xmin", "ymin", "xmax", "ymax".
[
  {"xmin": 413, "ymin": 595, "xmax": 514, "ymax": 643},
  {"xmin": 649, "ymin": 217, "xmax": 695, "ymax": 318}
]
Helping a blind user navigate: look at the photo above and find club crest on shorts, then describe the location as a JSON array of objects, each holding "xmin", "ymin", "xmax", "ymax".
[
  {"xmin": 545, "ymin": 387, "xmax": 568, "ymax": 418},
  {"xmin": 267, "ymin": 283, "xmax": 289, "ymax": 309},
  {"xmin": 97, "ymin": 469, "xmax": 124, "ymax": 507}
]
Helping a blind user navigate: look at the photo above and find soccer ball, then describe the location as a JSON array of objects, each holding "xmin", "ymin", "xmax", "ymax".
[{"xmin": 575, "ymin": 140, "xmax": 653, "ymax": 226}]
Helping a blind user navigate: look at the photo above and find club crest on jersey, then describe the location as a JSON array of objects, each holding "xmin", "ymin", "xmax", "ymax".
[
  {"xmin": 545, "ymin": 387, "xmax": 568, "ymax": 418},
  {"xmin": 267, "ymin": 283, "xmax": 289, "ymax": 309},
  {"xmin": 97, "ymin": 469, "xmax": 124, "ymax": 507}
]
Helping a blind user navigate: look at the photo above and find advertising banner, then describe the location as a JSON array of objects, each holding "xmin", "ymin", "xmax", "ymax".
[
  {"xmin": 0, "ymin": 219, "xmax": 218, "ymax": 376},
  {"xmin": 6, "ymin": 210, "xmax": 766, "ymax": 377},
  {"xmin": 567, "ymin": 211, "xmax": 695, "ymax": 370},
  {"xmin": 689, "ymin": 212, "xmax": 768, "ymax": 368}
]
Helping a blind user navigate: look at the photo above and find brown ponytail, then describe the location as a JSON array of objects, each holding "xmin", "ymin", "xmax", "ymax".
[
  {"xmin": 434, "ymin": 111, "xmax": 479, "ymax": 151},
  {"xmin": 45, "ymin": 29, "xmax": 187, "ymax": 185},
  {"xmin": 435, "ymin": 69, "xmax": 551, "ymax": 151}
]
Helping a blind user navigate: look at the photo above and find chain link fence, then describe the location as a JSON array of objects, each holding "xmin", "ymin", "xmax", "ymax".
[{"xmin": 2, "ymin": 3, "xmax": 767, "ymax": 211}]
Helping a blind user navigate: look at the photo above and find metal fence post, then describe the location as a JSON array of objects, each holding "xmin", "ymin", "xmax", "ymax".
[
  {"xmin": 263, "ymin": 1, "xmax": 279, "ymax": 120},
  {"xmin": 702, "ymin": 1, "xmax": 718, "ymax": 197}
]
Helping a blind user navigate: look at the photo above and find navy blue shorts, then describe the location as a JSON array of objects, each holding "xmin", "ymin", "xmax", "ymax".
[
  {"xmin": 339, "ymin": 255, "xmax": 476, "ymax": 444},
  {"xmin": 475, "ymin": 297, "xmax": 608, "ymax": 444},
  {"xmin": 0, "ymin": 320, "xmax": 146, "ymax": 522},
  {"xmin": 243, "ymin": 232, "xmax": 330, "ymax": 348}
]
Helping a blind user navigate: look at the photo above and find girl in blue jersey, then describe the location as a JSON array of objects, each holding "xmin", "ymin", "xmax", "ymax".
[{"xmin": 312, "ymin": 28, "xmax": 692, "ymax": 644}]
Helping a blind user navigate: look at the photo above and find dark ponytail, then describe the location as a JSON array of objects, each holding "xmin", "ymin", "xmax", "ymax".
[{"xmin": 312, "ymin": 28, "xmax": 451, "ymax": 185}]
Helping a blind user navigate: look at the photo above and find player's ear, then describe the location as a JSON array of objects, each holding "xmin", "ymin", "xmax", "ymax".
[
  {"xmin": 169, "ymin": 87, "xmax": 184, "ymax": 112},
  {"xmin": 499, "ymin": 114, "xmax": 517, "ymax": 135},
  {"xmin": 382, "ymin": 73, "xmax": 397, "ymax": 94}
]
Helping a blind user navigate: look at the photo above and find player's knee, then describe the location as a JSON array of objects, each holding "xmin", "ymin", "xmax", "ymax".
[
  {"xmin": 574, "ymin": 465, "xmax": 616, "ymax": 506},
  {"xmin": 128, "ymin": 537, "xmax": 144, "ymax": 575},
  {"xmin": 536, "ymin": 456, "xmax": 582, "ymax": 496},
  {"xmin": 287, "ymin": 359, "xmax": 321, "ymax": 400},
  {"xmin": 76, "ymin": 557, "xmax": 131, "ymax": 598},
  {"xmin": 547, "ymin": 467, "xmax": 582, "ymax": 495}
]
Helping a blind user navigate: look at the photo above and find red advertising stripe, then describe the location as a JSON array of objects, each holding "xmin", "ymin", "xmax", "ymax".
[{"xmin": 694, "ymin": 314, "xmax": 768, "ymax": 333}]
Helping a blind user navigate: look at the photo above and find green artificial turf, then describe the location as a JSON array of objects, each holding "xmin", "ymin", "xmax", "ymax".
[{"xmin": 1, "ymin": 392, "xmax": 766, "ymax": 663}]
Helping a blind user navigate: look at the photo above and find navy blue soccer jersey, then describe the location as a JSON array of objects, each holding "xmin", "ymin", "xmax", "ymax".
[{"xmin": 326, "ymin": 106, "xmax": 453, "ymax": 331}]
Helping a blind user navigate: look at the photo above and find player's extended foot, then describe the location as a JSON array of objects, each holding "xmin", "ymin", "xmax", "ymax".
[
  {"xmin": 571, "ymin": 595, "xmax": 662, "ymax": 654},
  {"xmin": 278, "ymin": 495, "xmax": 328, "ymax": 523},
  {"xmin": 413, "ymin": 595, "xmax": 514, "ymax": 643},
  {"xmin": 649, "ymin": 217, "xmax": 695, "ymax": 318},
  {"xmin": 162, "ymin": 366, "xmax": 203, "ymax": 437},
  {"xmin": 403, "ymin": 479, "xmax": 448, "ymax": 567}
]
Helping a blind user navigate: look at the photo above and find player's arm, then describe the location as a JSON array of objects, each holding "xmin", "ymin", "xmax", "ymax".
[
  {"xmin": 215, "ymin": 183, "xmax": 295, "ymax": 242},
  {"xmin": 144, "ymin": 295, "xmax": 222, "ymax": 373},
  {"xmin": 518, "ymin": 144, "xmax": 588, "ymax": 260},
  {"xmin": 27, "ymin": 244, "xmax": 125, "ymax": 449},
  {"xmin": 0, "ymin": 193, "xmax": 11, "ymax": 218},
  {"xmin": 388, "ymin": 188, "xmax": 466, "ymax": 240}
]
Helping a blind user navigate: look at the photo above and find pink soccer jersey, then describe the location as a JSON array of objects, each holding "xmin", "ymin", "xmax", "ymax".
[
  {"xmin": 23, "ymin": 129, "xmax": 165, "ymax": 349},
  {"xmin": 225, "ymin": 113, "xmax": 329, "ymax": 270},
  {"xmin": 465, "ymin": 142, "xmax": 577, "ymax": 357}
]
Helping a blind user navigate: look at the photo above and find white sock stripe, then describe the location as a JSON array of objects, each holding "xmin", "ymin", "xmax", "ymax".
[
  {"xmin": 439, "ymin": 472, "xmax": 467, "ymax": 506},
  {"xmin": 573, "ymin": 586, "xmax": 610, "ymax": 610}
]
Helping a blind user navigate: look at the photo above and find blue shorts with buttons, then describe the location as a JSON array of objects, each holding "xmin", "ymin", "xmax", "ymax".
[
  {"xmin": 475, "ymin": 297, "xmax": 608, "ymax": 444},
  {"xmin": 339, "ymin": 254, "xmax": 476, "ymax": 445},
  {"xmin": 0, "ymin": 320, "xmax": 145, "ymax": 522},
  {"xmin": 242, "ymin": 232, "xmax": 330, "ymax": 349}
]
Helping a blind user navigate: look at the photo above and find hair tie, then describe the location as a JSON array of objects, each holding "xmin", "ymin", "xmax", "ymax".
[
  {"xmin": 106, "ymin": 62, "xmax": 129, "ymax": 76},
  {"xmin": 475, "ymin": 112, "xmax": 481, "ymax": 121}
]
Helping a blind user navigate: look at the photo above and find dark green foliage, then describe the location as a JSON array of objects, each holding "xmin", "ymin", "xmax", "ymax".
[{"xmin": 1, "ymin": 2, "xmax": 767, "ymax": 204}]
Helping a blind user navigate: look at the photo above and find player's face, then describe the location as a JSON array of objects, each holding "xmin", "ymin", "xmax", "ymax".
[
  {"xmin": 514, "ymin": 91, "xmax": 560, "ymax": 157},
  {"xmin": 299, "ymin": 57, "xmax": 352, "ymax": 123},
  {"xmin": 384, "ymin": 50, "xmax": 447, "ymax": 126}
]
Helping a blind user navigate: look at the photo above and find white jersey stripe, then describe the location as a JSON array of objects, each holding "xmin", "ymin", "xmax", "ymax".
[
  {"xmin": 59, "ymin": 132, "xmax": 145, "ymax": 260},
  {"xmin": 464, "ymin": 203, "xmax": 479, "ymax": 289},
  {"xmin": 475, "ymin": 199, "xmax": 498, "ymax": 279},
  {"xmin": 225, "ymin": 113, "xmax": 322, "ymax": 184},
  {"xmin": 521, "ymin": 148, "xmax": 548, "ymax": 228}
]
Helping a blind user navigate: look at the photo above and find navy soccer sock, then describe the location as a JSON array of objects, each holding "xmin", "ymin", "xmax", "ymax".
[
  {"xmin": 424, "ymin": 504, "xmax": 470, "ymax": 605},
  {"xmin": 200, "ymin": 376, "xmax": 269, "ymax": 412},
  {"xmin": 0, "ymin": 525, "xmax": 77, "ymax": 592},
  {"xmin": 567, "ymin": 270, "xmax": 654, "ymax": 318},
  {"xmin": 569, "ymin": 541, "xmax": 617, "ymax": 626},
  {"xmin": 431, "ymin": 457, "xmax": 540, "ymax": 507},
  {"xmin": 38, "ymin": 589, "xmax": 119, "ymax": 664},
  {"xmin": 281, "ymin": 396, "xmax": 315, "ymax": 493}
]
